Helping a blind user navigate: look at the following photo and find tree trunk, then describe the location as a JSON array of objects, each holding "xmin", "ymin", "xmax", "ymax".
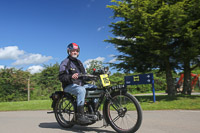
[
  {"xmin": 182, "ymin": 60, "xmax": 191, "ymax": 95},
  {"xmin": 165, "ymin": 58, "xmax": 176, "ymax": 96}
]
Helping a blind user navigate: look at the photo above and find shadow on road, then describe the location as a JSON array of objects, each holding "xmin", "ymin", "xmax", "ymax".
[{"xmin": 39, "ymin": 122, "xmax": 115, "ymax": 133}]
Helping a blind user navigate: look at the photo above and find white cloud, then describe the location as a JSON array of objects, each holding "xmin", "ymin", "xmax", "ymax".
[
  {"xmin": 109, "ymin": 58, "xmax": 117, "ymax": 63},
  {"xmin": 83, "ymin": 57, "xmax": 105, "ymax": 68},
  {"xmin": 97, "ymin": 26, "xmax": 105, "ymax": 32},
  {"xmin": 0, "ymin": 46, "xmax": 24, "ymax": 60},
  {"xmin": 108, "ymin": 54, "xmax": 117, "ymax": 63},
  {"xmin": 27, "ymin": 65, "xmax": 44, "ymax": 74},
  {"xmin": 0, "ymin": 65, "xmax": 4, "ymax": 69},
  {"xmin": 105, "ymin": 45, "xmax": 110, "ymax": 49},
  {"xmin": 96, "ymin": 57, "xmax": 105, "ymax": 62},
  {"xmin": 0, "ymin": 46, "xmax": 52, "ymax": 66},
  {"xmin": 12, "ymin": 53, "xmax": 52, "ymax": 66},
  {"xmin": 116, "ymin": 36, "xmax": 136, "ymax": 41},
  {"xmin": 116, "ymin": 36, "xmax": 126, "ymax": 40},
  {"xmin": 108, "ymin": 54, "xmax": 115, "ymax": 58}
]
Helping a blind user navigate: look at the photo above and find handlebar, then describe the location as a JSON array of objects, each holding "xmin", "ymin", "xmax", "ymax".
[{"xmin": 78, "ymin": 73, "xmax": 98, "ymax": 78}]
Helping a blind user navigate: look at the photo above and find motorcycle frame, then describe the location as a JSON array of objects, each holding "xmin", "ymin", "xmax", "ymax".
[{"xmin": 50, "ymin": 84, "xmax": 127, "ymax": 125}]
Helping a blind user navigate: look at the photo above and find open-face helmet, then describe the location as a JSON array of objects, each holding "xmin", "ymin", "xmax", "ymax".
[{"xmin": 67, "ymin": 43, "xmax": 80, "ymax": 55}]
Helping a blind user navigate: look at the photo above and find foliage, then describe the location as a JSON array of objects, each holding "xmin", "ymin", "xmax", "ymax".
[
  {"xmin": 0, "ymin": 63, "xmax": 61, "ymax": 101},
  {"xmin": 0, "ymin": 63, "xmax": 198, "ymax": 102},
  {"xmin": 109, "ymin": 71, "xmax": 167, "ymax": 93},
  {"xmin": 86, "ymin": 60, "xmax": 103, "ymax": 74},
  {"xmin": 0, "ymin": 68, "xmax": 29, "ymax": 101},
  {"xmin": 31, "ymin": 63, "xmax": 61, "ymax": 100},
  {"xmin": 106, "ymin": 0, "xmax": 200, "ymax": 95},
  {"xmin": 191, "ymin": 67, "xmax": 200, "ymax": 91}
]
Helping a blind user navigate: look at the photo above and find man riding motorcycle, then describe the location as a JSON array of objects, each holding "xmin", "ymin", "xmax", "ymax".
[{"xmin": 58, "ymin": 43, "xmax": 96, "ymax": 124}]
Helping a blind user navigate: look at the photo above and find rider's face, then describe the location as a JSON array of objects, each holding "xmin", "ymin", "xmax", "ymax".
[{"xmin": 70, "ymin": 49, "xmax": 79, "ymax": 58}]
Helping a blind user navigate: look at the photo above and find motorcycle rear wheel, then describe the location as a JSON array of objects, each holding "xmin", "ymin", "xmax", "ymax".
[
  {"xmin": 54, "ymin": 97, "xmax": 75, "ymax": 128},
  {"xmin": 104, "ymin": 92, "xmax": 142, "ymax": 133}
]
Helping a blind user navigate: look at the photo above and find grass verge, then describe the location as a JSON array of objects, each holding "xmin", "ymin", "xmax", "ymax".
[
  {"xmin": 0, "ymin": 95, "xmax": 200, "ymax": 111},
  {"xmin": 137, "ymin": 94, "xmax": 200, "ymax": 110},
  {"xmin": 0, "ymin": 100, "xmax": 52, "ymax": 111}
]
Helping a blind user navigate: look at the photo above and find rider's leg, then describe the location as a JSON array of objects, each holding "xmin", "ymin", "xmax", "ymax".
[
  {"xmin": 83, "ymin": 84, "xmax": 99, "ymax": 111},
  {"xmin": 64, "ymin": 84, "xmax": 91, "ymax": 124},
  {"xmin": 64, "ymin": 84, "xmax": 86, "ymax": 106},
  {"xmin": 83, "ymin": 84, "xmax": 97, "ymax": 89}
]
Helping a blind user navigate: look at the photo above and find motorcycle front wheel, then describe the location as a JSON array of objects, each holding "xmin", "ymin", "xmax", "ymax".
[
  {"xmin": 54, "ymin": 96, "xmax": 75, "ymax": 128},
  {"xmin": 104, "ymin": 92, "xmax": 142, "ymax": 133}
]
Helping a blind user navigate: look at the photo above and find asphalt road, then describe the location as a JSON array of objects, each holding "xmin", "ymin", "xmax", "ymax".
[{"xmin": 0, "ymin": 110, "xmax": 200, "ymax": 133}]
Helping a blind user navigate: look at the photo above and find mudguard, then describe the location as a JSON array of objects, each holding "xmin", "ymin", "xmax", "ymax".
[
  {"xmin": 50, "ymin": 91, "xmax": 75, "ymax": 109},
  {"xmin": 50, "ymin": 91, "xmax": 63, "ymax": 108}
]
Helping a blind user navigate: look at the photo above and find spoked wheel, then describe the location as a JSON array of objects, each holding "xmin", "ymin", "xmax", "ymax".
[
  {"xmin": 104, "ymin": 92, "xmax": 142, "ymax": 133},
  {"xmin": 54, "ymin": 97, "xmax": 75, "ymax": 128}
]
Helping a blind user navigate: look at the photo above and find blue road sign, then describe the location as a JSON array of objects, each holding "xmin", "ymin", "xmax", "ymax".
[
  {"xmin": 124, "ymin": 73, "xmax": 156, "ymax": 102},
  {"xmin": 125, "ymin": 73, "xmax": 153, "ymax": 85}
]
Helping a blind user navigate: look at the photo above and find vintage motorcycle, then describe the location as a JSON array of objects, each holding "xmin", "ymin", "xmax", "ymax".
[{"xmin": 49, "ymin": 68, "xmax": 142, "ymax": 133}]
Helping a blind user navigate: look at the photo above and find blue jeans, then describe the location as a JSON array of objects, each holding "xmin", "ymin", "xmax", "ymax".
[{"xmin": 64, "ymin": 84, "xmax": 97, "ymax": 106}]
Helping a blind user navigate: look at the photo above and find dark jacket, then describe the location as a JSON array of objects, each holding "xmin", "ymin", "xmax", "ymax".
[{"xmin": 59, "ymin": 56, "xmax": 86, "ymax": 88}]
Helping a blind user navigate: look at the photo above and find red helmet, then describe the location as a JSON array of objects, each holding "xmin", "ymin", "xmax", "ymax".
[{"xmin": 67, "ymin": 43, "xmax": 80, "ymax": 55}]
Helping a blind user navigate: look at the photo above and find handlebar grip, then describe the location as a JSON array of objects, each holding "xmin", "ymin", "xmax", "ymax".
[{"xmin": 78, "ymin": 74, "xmax": 98, "ymax": 78}]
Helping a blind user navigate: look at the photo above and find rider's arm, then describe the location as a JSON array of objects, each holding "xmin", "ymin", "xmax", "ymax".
[
  {"xmin": 58, "ymin": 71, "xmax": 72, "ymax": 83},
  {"xmin": 58, "ymin": 59, "xmax": 72, "ymax": 83}
]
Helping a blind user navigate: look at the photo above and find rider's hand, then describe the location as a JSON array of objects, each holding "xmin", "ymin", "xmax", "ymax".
[{"xmin": 72, "ymin": 73, "xmax": 79, "ymax": 80}]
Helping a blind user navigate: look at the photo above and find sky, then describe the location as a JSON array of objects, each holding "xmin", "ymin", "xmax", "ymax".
[{"xmin": 0, "ymin": 0, "xmax": 120, "ymax": 74}]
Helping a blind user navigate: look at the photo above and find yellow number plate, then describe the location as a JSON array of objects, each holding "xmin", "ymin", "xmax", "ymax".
[{"xmin": 100, "ymin": 74, "xmax": 110, "ymax": 87}]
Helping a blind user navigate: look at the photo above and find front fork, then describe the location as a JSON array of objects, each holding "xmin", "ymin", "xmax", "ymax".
[{"xmin": 102, "ymin": 89, "xmax": 127, "ymax": 126}]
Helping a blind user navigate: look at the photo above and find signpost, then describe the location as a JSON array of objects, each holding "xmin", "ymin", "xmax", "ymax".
[
  {"xmin": 27, "ymin": 77, "xmax": 30, "ymax": 101},
  {"xmin": 124, "ymin": 73, "xmax": 156, "ymax": 102}
]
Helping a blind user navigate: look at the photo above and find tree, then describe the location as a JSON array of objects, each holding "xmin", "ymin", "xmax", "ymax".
[
  {"xmin": 106, "ymin": 0, "xmax": 200, "ymax": 95},
  {"xmin": 85, "ymin": 60, "xmax": 103, "ymax": 74},
  {"xmin": 175, "ymin": 0, "xmax": 200, "ymax": 94},
  {"xmin": 36, "ymin": 63, "xmax": 61, "ymax": 98},
  {"xmin": 0, "ymin": 67, "xmax": 29, "ymax": 101}
]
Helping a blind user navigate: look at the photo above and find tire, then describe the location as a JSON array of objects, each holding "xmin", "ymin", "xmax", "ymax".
[
  {"xmin": 54, "ymin": 96, "xmax": 75, "ymax": 128},
  {"xmin": 104, "ymin": 92, "xmax": 142, "ymax": 133}
]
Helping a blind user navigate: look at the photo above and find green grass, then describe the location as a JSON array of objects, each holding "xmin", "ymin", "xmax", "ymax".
[
  {"xmin": 0, "ymin": 100, "xmax": 52, "ymax": 111},
  {"xmin": 137, "ymin": 95, "xmax": 200, "ymax": 110},
  {"xmin": 0, "ymin": 95, "xmax": 200, "ymax": 111}
]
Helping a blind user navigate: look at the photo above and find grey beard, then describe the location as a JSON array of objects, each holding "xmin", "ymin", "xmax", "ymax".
[{"xmin": 71, "ymin": 55, "xmax": 78, "ymax": 58}]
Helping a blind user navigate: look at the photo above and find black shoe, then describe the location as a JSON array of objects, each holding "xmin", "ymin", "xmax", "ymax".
[
  {"xmin": 77, "ymin": 114, "xmax": 92, "ymax": 124},
  {"xmin": 77, "ymin": 105, "xmax": 92, "ymax": 124}
]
